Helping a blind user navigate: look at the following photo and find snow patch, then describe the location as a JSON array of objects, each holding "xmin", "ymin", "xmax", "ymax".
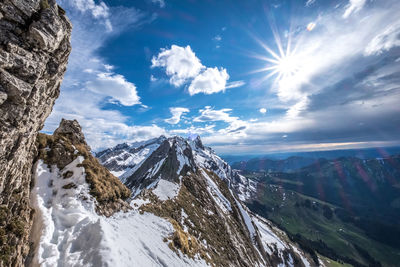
[
  {"xmin": 33, "ymin": 157, "xmax": 101, "ymax": 266},
  {"xmin": 201, "ymin": 169, "xmax": 232, "ymax": 213},
  {"xmin": 234, "ymin": 197, "xmax": 256, "ymax": 240},
  {"xmin": 153, "ymin": 179, "xmax": 181, "ymax": 201},
  {"xmin": 33, "ymin": 158, "xmax": 207, "ymax": 267}
]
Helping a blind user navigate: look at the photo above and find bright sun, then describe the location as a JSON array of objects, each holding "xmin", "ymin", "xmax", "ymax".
[
  {"xmin": 275, "ymin": 54, "xmax": 300, "ymax": 77},
  {"xmin": 250, "ymin": 27, "xmax": 303, "ymax": 84}
]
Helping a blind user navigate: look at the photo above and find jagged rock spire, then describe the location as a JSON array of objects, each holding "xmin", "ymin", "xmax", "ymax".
[{"xmin": 54, "ymin": 118, "xmax": 86, "ymax": 145}]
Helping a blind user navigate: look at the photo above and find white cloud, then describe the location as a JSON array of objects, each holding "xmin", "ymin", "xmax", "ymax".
[
  {"xmin": 71, "ymin": 0, "xmax": 112, "ymax": 31},
  {"xmin": 151, "ymin": 45, "xmax": 204, "ymax": 87},
  {"xmin": 213, "ymin": 35, "xmax": 222, "ymax": 41},
  {"xmin": 44, "ymin": 90, "xmax": 165, "ymax": 151},
  {"xmin": 259, "ymin": 108, "xmax": 267, "ymax": 114},
  {"xmin": 286, "ymin": 97, "xmax": 309, "ymax": 118},
  {"xmin": 165, "ymin": 107, "xmax": 190, "ymax": 124},
  {"xmin": 192, "ymin": 106, "xmax": 249, "ymax": 138},
  {"xmin": 305, "ymin": 0, "xmax": 316, "ymax": 7},
  {"xmin": 104, "ymin": 64, "xmax": 114, "ymax": 71},
  {"xmin": 86, "ymin": 72, "xmax": 141, "ymax": 106},
  {"xmin": 343, "ymin": 0, "xmax": 366, "ymax": 19},
  {"xmin": 44, "ymin": 1, "xmax": 161, "ymax": 150},
  {"xmin": 365, "ymin": 21, "xmax": 400, "ymax": 56},
  {"xmin": 170, "ymin": 124, "xmax": 215, "ymax": 135},
  {"xmin": 194, "ymin": 106, "xmax": 238, "ymax": 123},
  {"xmin": 151, "ymin": 0, "xmax": 165, "ymax": 8},
  {"xmin": 152, "ymin": 45, "xmax": 242, "ymax": 95},
  {"xmin": 150, "ymin": 74, "xmax": 158, "ymax": 82},
  {"xmin": 188, "ymin": 67, "xmax": 229, "ymax": 95},
  {"xmin": 226, "ymin": 80, "xmax": 246, "ymax": 89}
]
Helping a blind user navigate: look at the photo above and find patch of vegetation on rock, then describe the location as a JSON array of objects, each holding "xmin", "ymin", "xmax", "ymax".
[
  {"xmin": 139, "ymin": 169, "xmax": 262, "ymax": 267},
  {"xmin": 36, "ymin": 119, "xmax": 131, "ymax": 217}
]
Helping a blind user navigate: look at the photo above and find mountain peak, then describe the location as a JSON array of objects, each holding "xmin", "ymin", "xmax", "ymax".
[{"xmin": 54, "ymin": 118, "xmax": 86, "ymax": 145}]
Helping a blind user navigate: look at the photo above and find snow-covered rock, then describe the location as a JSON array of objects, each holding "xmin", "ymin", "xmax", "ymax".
[
  {"xmin": 97, "ymin": 135, "xmax": 313, "ymax": 266},
  {"xmin": 32, "ymin": 159, "xmax": 207, "ymax": 267},
  {"xmin": 96, "ymin": 136, "xmax": 166, "ymax": 182}
]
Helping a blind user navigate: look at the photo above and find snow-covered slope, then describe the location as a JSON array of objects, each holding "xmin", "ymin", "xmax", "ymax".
[
  {"xmin": 32, "ymin": 121, "xmax": 209, "ymax": 267},
  {"xmin": 98, "ymin": 135, "xmax": 314, "ymax": 266},
  {"xmin": 99, "ymin": 135, "xmax": 257, "ymax": 202},
  {"xmin": 32, "ymin": 158, "xmax": 207, "ymax": 267},
  {"xmin": 96, "ymin": 136, "xmax": 166, "ymax": 181},
  {"xmin": 32, "ymin": 123, "xmax": 313, "ymax": 267}
]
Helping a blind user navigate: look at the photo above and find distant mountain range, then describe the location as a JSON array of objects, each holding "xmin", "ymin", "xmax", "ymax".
[
  {"xmin": 238, "ymin": 154, "xmax": 400, "ymax": 267},
  {"xmin": 222, "ymin": 146, "xmax": 400, "ymax": 165},
  {"xmin": 232, "ymin": 156, "xmax": 317, "ymax": 172}
]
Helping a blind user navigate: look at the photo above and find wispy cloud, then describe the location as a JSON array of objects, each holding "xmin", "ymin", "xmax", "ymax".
[
  {"xmin": 194, "ymin": 106, "xmax": 238, "ymax": 123},
  {"xmin": 343, "ymin": 0, "xmax": 366, "ymax": 19},
  {"xmin": 86, "ymin": 72, "xmax": 140, "ymax": 106},
  {"xmin": 305, "ymin": 0, "xmax": 316, "ymax": 7},
  {"xmin": 213, "ymin": 35, "xmax": 222, "ymax": 41},
  {"xmin": 165, "ymin": 107, "xmax": 190, "ymax": 124},
  {"xmin": 151, "ymin": 0, "xmax": 165, "ymax": 8},
  {"xmin": 71, "ymin": 0, "xmax": 112, "ymax": 30},
  {"xmin": 45, "ymin": 1, "xmax": 162, "ymax": 150}
]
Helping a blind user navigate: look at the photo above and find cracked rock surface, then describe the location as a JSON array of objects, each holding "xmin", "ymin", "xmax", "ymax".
[{"xmin": 0, "ymin": 0, "xmax": 71, "ymax": 265}]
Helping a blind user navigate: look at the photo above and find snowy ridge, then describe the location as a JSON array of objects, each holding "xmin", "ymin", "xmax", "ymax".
[
  {"xmin": 251, "ymin": 214, "xmax": 314, "ymax": 267},
  {"xmin": 201, "ymin": 169, "xmax": 232, "ymax": 213},
  {"xmin": 189, "ymin": 136, "xmax": 257, "ymax": 201},
  {"xmin": 96, "ymin": 136, "xmax": 166, "ymax": 181},
  {"xmin": 95, "ymin": 135, "xmax": 313, "ymax": 266},
  {"xmin": 32, "ymin": 157, "xmax": 207, "ymax": 267},
  {"xmin": 98, "ymin": 135, "xmax": 256, "ymax": 203},
  {"xmin": 152, "ymin": 178, "xmax": 181, "ymax": 201},
  {"xmin": 234, "ymin": 196, "xmax": 256, "ymax": 241}
]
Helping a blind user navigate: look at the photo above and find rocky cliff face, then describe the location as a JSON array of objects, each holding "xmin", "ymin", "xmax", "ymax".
[{"xmin": 0, "ymin": 0, "xmax": 71, "ymax": 265}]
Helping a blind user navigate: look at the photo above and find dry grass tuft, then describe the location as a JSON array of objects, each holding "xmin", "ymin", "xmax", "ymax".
[
  {"xmin": 36, "ymin": 132, "xmax": 131, "ymax": 217},
  {"xmin": 138, "ymin": 169, "xmax": 261, "ymax": 267}
]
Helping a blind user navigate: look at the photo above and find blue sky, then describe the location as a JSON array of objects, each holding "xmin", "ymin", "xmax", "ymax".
[{"xmin": 44, "ymin": 0, "xmax": 400, "ymax": 154}]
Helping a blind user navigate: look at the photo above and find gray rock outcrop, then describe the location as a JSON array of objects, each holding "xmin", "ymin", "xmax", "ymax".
[{"xmin": 0, "ymin": 0, "xmax": 72, "ymax": 265}]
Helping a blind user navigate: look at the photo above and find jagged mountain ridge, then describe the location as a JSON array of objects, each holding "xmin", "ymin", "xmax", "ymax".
[
  {"xmin": 97, "ymin": 135, "xmax": 315, "ymax": 266},
  {"xmin": 30, "ymin": 121, "xmax": 313, "ymax": 267},
  {"xmin": 97, "ymin": 135, "xmax": 257, "ymax": 201}
]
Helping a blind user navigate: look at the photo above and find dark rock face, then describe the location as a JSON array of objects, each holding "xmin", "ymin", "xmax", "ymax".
[
  {"xmin": 125, "ymin": 137, "xmax": 197, "ymax": 193},
  {"xmin": 0, "ymin": 0, "xmax": 71, "ymax": 265},
  {"xmin": 96, "ymin": 136, "xmax": 167, "ymax": 173}
]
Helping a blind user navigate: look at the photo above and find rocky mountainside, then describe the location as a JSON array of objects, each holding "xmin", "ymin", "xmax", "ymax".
[
  {"xmin": 97, "ymin": 135, "xmax": 315, "ymax": 266},
  {"xmin": 31, "ymin": 119, "xmax": 132, "ymax": 265},
  {"xmin": 0, "ymin": 0, "xmax": 71, "ymax": 265},
  {"xmin": 97, "ymin": 136, "xmax": 258, "ymax": 202}
]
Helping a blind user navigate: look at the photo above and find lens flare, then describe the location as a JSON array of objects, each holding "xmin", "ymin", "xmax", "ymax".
[{"xmin": 307, "ymin": 22, "xmax": 316, "ymax": 31}]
